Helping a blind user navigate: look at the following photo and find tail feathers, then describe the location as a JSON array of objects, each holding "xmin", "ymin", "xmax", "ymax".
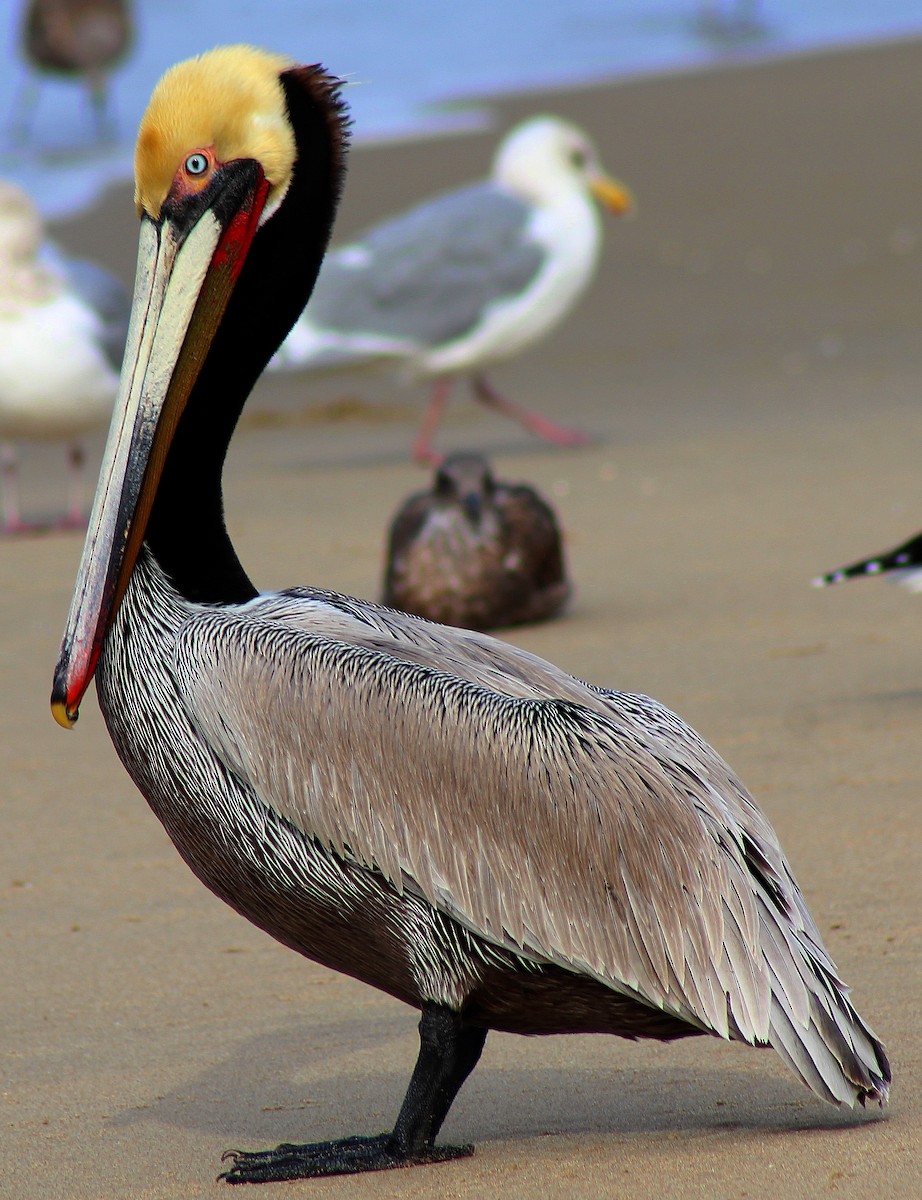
[
  {"xmin": 813, "ymin": 529, "xmax": 922, "ymax": 589},
  {"xmin": 743, "ymin": 883, "xmax": 891, "ymax": 1108},
  {"xmin": 767, "ymin": 958, "xmax": 890, "ymax": 1108}
]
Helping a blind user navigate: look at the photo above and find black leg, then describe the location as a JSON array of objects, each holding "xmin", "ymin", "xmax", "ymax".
[
  {"xmin": 391, "ymin": 1005, "xmax": 487, "ymax": 1153},
  {"xmin": 219, "ymin": 1004, "xmax": 487, "ymax": 1184}
]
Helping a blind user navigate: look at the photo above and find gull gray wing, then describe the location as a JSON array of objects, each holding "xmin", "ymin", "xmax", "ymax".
[
  {"xmin": 173, "ymin": 592, "xmax": 886, "ymax": 1104},
  {"xmin": 306, "ymin": 183, "xmax": 545, "ymax": 352}
]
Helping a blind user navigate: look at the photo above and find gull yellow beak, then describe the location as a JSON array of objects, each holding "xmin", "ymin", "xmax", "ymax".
[{"xmin": 589, "ymin": 175, "xmax": 635, "ymax": 218}]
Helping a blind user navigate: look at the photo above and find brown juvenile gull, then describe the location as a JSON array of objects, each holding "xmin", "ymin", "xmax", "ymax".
[
  {"xmin": 383, "ymin": 450, "xmax": 570, "ymax": 629},
  {"xmin": 14, "ymin": 0, "xmax": 133, "ymax": 141}
]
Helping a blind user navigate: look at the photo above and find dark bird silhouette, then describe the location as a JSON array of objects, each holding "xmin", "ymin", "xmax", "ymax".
[
  {"xmin": 14, "ymin": 0, "xmax": 133, "ymax": 141},
  {"xmin": 383, "ymin": 451, "xmax": 570, "ymax": 629},
  {"xmin": 52, "ymin": 46, "xmax": 889, "ymax": 1186},
  {"xmin": 813, "ymin": 528, "xmax": 922, "ymax": 593}
]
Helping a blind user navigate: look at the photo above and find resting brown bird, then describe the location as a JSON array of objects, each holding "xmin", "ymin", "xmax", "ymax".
[
  {"xmin": 382, "ymin": 451, "xmax": 570, "ymax": 629},
  {"xmin": 52, "ymin": 45, "xmax": 889, "ymax": 1186},
  {"xmin": 15, "ymin": 0, "xmax": 133, "ymax": 140}
]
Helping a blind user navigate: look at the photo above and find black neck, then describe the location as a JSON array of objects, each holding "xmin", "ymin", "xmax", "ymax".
[{"xmin": 144, "ymin": 66, "xmax": 349, "ymax": 605}]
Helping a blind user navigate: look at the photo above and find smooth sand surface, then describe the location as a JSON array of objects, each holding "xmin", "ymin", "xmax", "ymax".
[{"xmin": 3, "ymin": 36, "xmax": 921, "ymax": 1198}]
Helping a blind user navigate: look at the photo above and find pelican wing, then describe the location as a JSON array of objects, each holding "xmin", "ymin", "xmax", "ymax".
[
  {"xmin": 298, "ymin": 183, "xmax": 545, "ymax": 357},
  {"xmin": 173, "ymin": 591, "xmax": 883, "ymax": 1100}
]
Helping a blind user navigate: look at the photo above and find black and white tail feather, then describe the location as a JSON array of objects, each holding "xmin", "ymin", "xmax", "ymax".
[{"xmin": 814, "ymin": 529, "xmax": 922, "ymax": 593}]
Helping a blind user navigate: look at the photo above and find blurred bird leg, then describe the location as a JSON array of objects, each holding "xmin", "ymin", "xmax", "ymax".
[
  {"xmin": 412, "ymin": 379, "xmax": 451, "ymax": 465},
  {"xmin": 471, "ymin": 373, "xmax": 591, "ymax": 448}
]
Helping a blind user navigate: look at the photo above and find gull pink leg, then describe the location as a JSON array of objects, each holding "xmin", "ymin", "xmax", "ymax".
[
  {"xmin": 412, "ymin": 378, "xmax": 452, "ymax": 465},
  {"xmin": 471, "ymin": 372, "xmax": 592, "ymax": 448},
  {"xmin": 0, "ymin": 442, "xmax": 37, "ymax": 535}
]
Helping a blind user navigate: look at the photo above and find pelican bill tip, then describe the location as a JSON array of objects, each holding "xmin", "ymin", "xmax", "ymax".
[
  {"xmin": 51, "ymin": 696, "xmax": 79, "ymax": 729},
  {"xmin": 51, "ymin": 671, "xmax": 80, "ymax": 728}
]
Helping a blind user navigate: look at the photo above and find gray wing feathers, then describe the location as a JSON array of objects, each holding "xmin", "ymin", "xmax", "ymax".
[
  {"xmin": 173, "ymin": 596, "xmax": 886, "ymax": 1104},
  {"xmin": 763, "ymin": 907, "xmax": 885, "ymax": 1104},
  {"xmin": 307, "ymin": 184, "xmax": 545, "ymax": 349}
]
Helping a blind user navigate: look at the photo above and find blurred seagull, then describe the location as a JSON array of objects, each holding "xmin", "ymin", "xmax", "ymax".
[
  {"xmin": 13, "ymin": 0, "xmax": 133, "ymax": 141},
  {"xmin": 814, "ymin": 529, "xmax": 922, "ymax": 593},
  {"xmin": 0, "ymin": 180, "xmax": 128, "ymax": 533},
  {"xmin": 383, "ymin": 451, "xmax": 570, "ymax": 630},
  {"xmin": 271, "ymin": 115, "xmax": 633, "ymax": 463}
]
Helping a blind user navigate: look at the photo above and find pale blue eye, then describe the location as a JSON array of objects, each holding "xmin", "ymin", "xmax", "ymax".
[{"xmin": 185, "ymin": 153, "xmax": 209, "ymax": 176}]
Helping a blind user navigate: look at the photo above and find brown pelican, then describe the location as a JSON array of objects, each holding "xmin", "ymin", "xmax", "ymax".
[
  {"xmin": 270, "ymin": 114, "xmax": 633, "ymax": 462},
  {"xmin": 814, "ymin": 528, "xmax": 922, "ymax": 593},
  {"xmin": 0, "ymin": 179, "xmax": 128, "ymax": 532},
  {"xmin": 52, "ymin": 46, "xmax": 889, "ymax": 1184},
  {"xmin": 15, "ymin": 0, "xmax": 133, "ymax": 140},
  {"xmin": 382, "ymin": 451, "xmax": 570, "ymax": 629}
]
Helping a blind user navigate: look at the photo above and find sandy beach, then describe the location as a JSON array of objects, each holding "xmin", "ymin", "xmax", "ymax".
[{"xmin": 3, "ymin": 35, "xmax": 921, "ymax": 1198}]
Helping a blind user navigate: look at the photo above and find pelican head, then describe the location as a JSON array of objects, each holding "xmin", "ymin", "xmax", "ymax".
[
  {"xmin": 52, "ymin": 45, "xmax": 348, "ymax": 728},
  {"xmin": 134, "ymin": 46, "xmax": 296, "ymax": 221}
]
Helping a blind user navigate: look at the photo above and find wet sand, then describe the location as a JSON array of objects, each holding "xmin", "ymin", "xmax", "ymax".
[{"xmin": 3, "ymin": 36, "xmax": 921, "ymax": 1198}]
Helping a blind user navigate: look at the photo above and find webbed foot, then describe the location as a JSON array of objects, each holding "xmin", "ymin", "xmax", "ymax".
[{"xmin": 219, "ymin": 1132, "xmax": 473, "ymax": 1183}]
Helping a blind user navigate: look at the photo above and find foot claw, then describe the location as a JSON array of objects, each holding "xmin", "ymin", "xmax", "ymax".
[{"xmin": 218, "ymin": 1134, "xmax": 473, "ymax": 1183}]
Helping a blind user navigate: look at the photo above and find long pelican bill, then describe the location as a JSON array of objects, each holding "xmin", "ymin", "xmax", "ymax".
[{"xmin": 51, "ymin": 160, "xmax": 270, "ymax": 728}]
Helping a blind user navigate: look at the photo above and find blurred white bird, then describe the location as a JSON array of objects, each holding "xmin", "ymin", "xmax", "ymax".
[
  {"xmin": 271, "ymin": 115, "xmax": 633, "ymax": 463},
  {"xmin": 814, "ymin": 529, "xmax": 922, "ymax": 594},
  {"xmin": 0, "ymin": 180, "xmax": 128, "ymax": 533}
]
